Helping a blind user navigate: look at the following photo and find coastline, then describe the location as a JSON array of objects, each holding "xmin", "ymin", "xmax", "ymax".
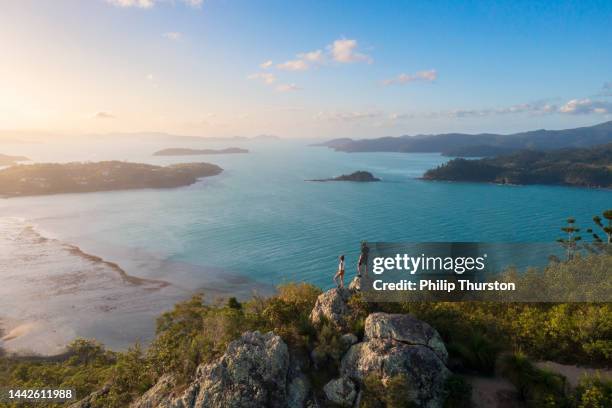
[{"xmin": 0, "ymin": 217, "xmax": 274, "ymax": 356}]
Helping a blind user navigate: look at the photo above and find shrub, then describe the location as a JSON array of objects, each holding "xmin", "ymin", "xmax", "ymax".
[
  {"xmin": 443, "ymin": 375, "xmax": 472, "ymax": 408},
  {"xmin": 500, "ymin": 353, "xmax": 568, "ymax": 408},
  {"xmin": 572, "ymin": 375, "xmax": 612, "ymax": 408}
]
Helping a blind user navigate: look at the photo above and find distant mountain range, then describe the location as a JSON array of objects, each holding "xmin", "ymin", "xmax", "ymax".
[
  {"xmin": 317, "ymin": 121, "xmax": 612, "ymax": 157},
  {"xmin": 154, "ymin": 147, "xmax": 249, "ymax": 156},
  {"xmin": 423, "ymin": 143, "xmax": 612, "ymax": 188}
]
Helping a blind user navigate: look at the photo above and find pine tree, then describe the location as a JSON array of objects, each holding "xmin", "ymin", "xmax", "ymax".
[
  {"xmin": 588, "ymin": 209, "xmax": 612, "ymax": 244},
  {"xmin": 557, "ymin": 217, "xmax": 582, "ymax": 260}
]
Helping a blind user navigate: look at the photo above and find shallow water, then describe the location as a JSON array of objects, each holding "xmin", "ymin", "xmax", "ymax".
[{"xmin": 1, "ymin": 138, "xmax": 611, "ymax": 352}]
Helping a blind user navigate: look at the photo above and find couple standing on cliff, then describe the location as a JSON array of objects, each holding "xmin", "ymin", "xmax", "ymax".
[{"xmin": 333, "ymin": 242, "xmax": 369, "ymax": 288}]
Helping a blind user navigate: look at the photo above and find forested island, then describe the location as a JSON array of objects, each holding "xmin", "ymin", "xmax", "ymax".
[
  {"xmin": 0, "ymin": 153, "xmax": 29, "ymax": 166},
  {"xmin": 309, "ymin": 171, "xmax": 380, "ymax": 182},
  {"xmin": 423, "ymin": 143, "xmax": 612, "ymax": 188},
  {"xmin": 153, "ymin": 147, "xmax": 249, "ymax": 156},
  {"xmin": 0, "ymin": 161, "xmax": 222, "ymax": 197},
  {"xmin": 318, "ymin": 120, "xmax": 612, "ymax": 157}
]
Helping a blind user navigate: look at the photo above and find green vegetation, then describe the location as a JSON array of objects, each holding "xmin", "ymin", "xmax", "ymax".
[
  {"xmin": 0, "ymin": 161, "xmax": 222, "ymax": 197},
  {"xmin": 423, "ymin": 143, "xmax": 612, "ymax": 188},
  {"xmin": 310, "ymin": 171, "xmax": 381, "ymax": 182}
]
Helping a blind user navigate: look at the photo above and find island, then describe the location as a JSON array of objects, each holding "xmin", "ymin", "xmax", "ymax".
[
  {"xmin": 422, "ymin": 143, "xmax": 612, "ymax": 188},
  {"xmin": 309, "ymin": 171, "xmax": 381, "ymax": 182},
  {"xmin": 153, "ymin": 147, "xmax": 249, "ymax": 156},
  {"xmin": 316, "ymin": 120, "xmax": 612, "ymax": 157},
  {"xmin": 0, "ymin": 161, "xmax": 223, "ymax": 197},
  {"xmin": 0, "ymin": 153, "xmax": 29, "ymax": 166}
]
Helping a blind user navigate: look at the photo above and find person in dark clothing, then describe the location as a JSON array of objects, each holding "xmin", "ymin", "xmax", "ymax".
[{"xmin": 357, "ymin": 242, "xmax": 369, "ymax": 278}]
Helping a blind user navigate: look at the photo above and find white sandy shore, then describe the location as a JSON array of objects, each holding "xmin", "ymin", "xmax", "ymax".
[{"xmin": 0, "ymin": 217, "xmax": 186, "ymax": 355}]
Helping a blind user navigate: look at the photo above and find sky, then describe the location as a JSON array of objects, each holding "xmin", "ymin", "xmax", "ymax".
[{"xmin": 1, "ymin": 0, "xmax": 611, "ymax": 139}]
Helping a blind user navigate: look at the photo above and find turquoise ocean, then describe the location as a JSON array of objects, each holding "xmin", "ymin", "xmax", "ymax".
[{"xmin": 1, "ymin": 138, "xmax": 611, "ymax": 352}]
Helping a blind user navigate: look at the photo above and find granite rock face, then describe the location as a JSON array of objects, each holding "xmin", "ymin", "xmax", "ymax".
[
  {"xmin": 309, "ymin": 287, "xmax": 353, "ymax": 330},
  {"xmin": 341, "ymin": 313, "xmax": 451, "ymax": 408},
  {"xmin": 130, "ymin": 331, "xmax": 290, "ymax": 408},
  {"xmin": 323, "ymin": 376, "xmax": 357, "ymax": 407},
  {"xmin": 364, "ymin": 312, "xmax": 448, "ymax": 363}
]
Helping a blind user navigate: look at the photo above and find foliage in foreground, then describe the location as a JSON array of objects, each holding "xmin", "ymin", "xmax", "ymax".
[{"xmin": 0, "ymin": 255, "xmax": 610, "ymax": 407}]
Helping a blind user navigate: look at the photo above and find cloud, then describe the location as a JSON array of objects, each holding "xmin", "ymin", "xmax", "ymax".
[
  {"xmin": 298, "ymin": 50, "xmax": 325, "ymax": 64},
  {"xmin": 558, "ymin": 98, "xmax": 612, "ymax": 115},
  {"xmin": 382, "ymin": 70, "xmax": 438, "ymax": 86},
  {"xmin": 277, "ymin": 59, "xmax": 309, "ymax": 71},
  {"xmin": 260, "ymin": 60, "xmax": 273, "ymax": 69},
  {"xmin": 248, "ymin": 72, "xmax": 277, "ymax": 85},
  {"xmin": 106, "ymin": 0, "xmax": 202, "ymax": 8},
  {"xmin": 276, "ymin": 84, "xmax": 301, "ymax": 92},
  {"xmin": 163, "ymin": 32, "xmax": 182, "ymax": 41},
  {"xmin": 93, "ymin": 111, "xmax": 115, "ymax": 119},
  {"xmin": 328, "ymin": 39, "xmax": 372, "ymax": 64},
  {"xmin": 316, "ymin": 111, "xmax": 382, "ymax": 122}
]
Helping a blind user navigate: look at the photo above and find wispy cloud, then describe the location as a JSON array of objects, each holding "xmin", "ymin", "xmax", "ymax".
[
  {"xmin": 93, "ymin": 111, "xmax": 115, "ymax": 119},
  {"xmin": 277, "ymin": 59, "xmax": 309, "ymax": 71},
  {"xmin": 276, "ymin": 84, "xmax": 302, "ymax": 92},
  {"xmin": 328, "ymin": 38, "xmax": 372, "ymax": 64},
  {"xmin": 259, "ymin": 38, "xmax": 369, "ymax": 76},
  {"xmin": 248, "ymin": 72, "xmax": 277, "ymax": 85},
  {"xmin": 106, "ymin": 0, "xmax": 202, "ymax": 9},
  {"xmin": 315, "ymin": 111, "xmax": 382, "ymax": 122},
  {"xmin": 163, "ymin": 32, "xmax": 182, "ymax": 41},
  {"xmin": 559, "ymin": 98, "xmax": 612, "ymax": 115},
  {"xmin": 299, "ymin": 50, "xmax": 325, "ymax": 64},
  {"xmin": 382, "ymin": 70, "xmax": 438, "ymax": 86}
]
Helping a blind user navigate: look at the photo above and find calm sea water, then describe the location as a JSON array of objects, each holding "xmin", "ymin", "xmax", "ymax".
[
  {"xmin": 1, "ymin": 138, "xmax": 611, "ymax": 352},
  {"xmin": 1, "ymin": 139, "xmax": 611, "ymax": 290}
]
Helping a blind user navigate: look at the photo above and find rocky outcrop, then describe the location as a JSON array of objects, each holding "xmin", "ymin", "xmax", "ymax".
[
  {"xmin": 348, "ymin": 276, "xmax": 361, "ymax": 292},
  {"xmin": 309, "ymin": 287, "xmax": 353, "ymax": 330},
  {"xmin": 131, "ymin": 331, "xmax": 290, "ymax": 408},
  {"xmin": 69, "ymin": 383, "xmax": 111, "ymax": 408},
  {"xmin": 340, "ymin": 312, "xmax": 450, "ymax": 408},
  {"xmin": 129, "ymin": 289, "xmax": 452, "ymax": 408},
  {"xmin": 323, "ymin": 376, "xmax": 357, "ymax": 407},
  {"xmin": 364, "ymin": 313, "xmax": 448, "ymax": 363}
]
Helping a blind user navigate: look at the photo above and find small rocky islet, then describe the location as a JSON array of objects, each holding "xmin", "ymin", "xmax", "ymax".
[{"xmin": 309, "ymin": 171, "xmax": 381, "ymax": 183}]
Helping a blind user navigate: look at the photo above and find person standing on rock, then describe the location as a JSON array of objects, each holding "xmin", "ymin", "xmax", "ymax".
[
  {"xmin": 334, "ymin": 255, "xmax": 345, "ymax": 288},
  {"xmin": 357, "ymin": 242, "xmax": 369, "ymax": 278}
]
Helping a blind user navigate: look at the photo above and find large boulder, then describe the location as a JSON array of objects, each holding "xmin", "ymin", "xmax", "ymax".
[
  {"xmin": 131, "ymin": 331, "xmax": 290, "ymax": 408},
  {"xmin": 193, "ymin": 331, "xmax": 289, "ymax": 408},
  {"xmin": 341, "ymin": 313, "xmax": 451, "ymax": 408},
  {"xmin": 323, "ymin": 376, "xmax": 357, "ymax": 407},
  {"xmin": 365, "ymin": 313, "xmax": 448, "ymax": 363},
  {"xmin": 309, "ymin": 288, "xmax": 353, "ymax": 330}
]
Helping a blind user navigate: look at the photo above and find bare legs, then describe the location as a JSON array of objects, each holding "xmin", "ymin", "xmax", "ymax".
[{"xmin": 334, "ymin": 270, "xmax": 345, "ymax": 288}]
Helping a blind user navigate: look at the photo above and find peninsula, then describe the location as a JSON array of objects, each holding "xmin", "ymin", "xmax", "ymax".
[
  {"xmin": 309, "ymin": 171, "xmax": 380, "ymax": 182},
  {"xmin": 423, "ymin": 143, "xmax": 612, "ymax": 188},
  {"xmin": 153, "ymin": 147, "xmax": 249, "ymax": 156},
  {"xmin": 317, "ymin": 120, "xmax": 612, "ymax": 157},
  {"xmin": 0, "ymin": 161, "xmax": 222, "ymax": 197},
  {"xmin": 0, "ymin": 153, "xmax": 29, "ymax": 166}
]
